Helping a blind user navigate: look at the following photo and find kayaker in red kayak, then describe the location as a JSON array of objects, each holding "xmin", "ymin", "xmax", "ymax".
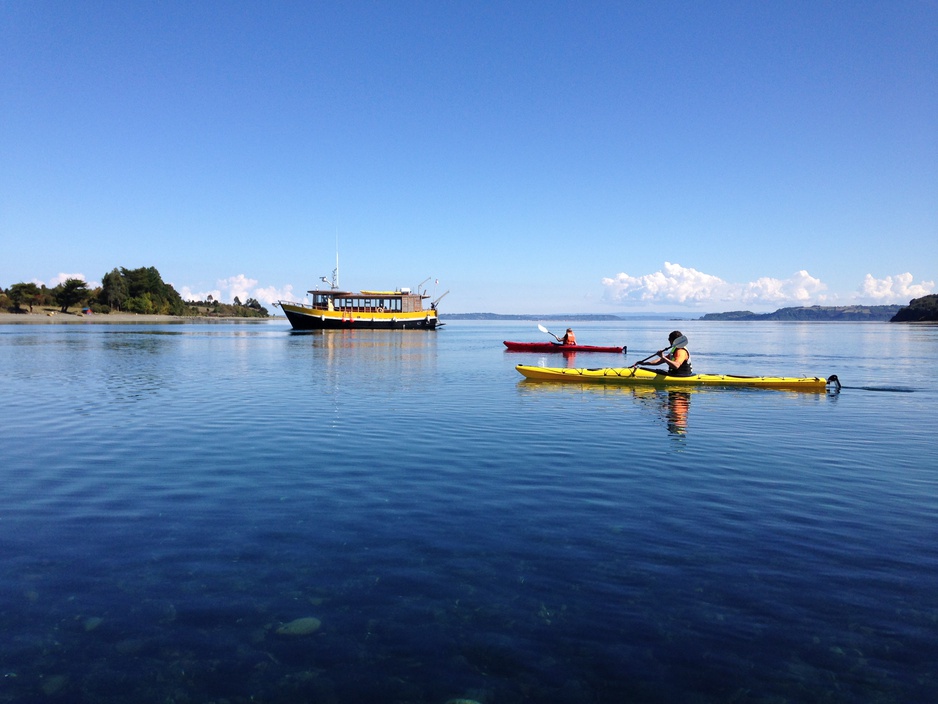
[
  {"xmin": 560, "ymin": 328, "xmax": 577, "ymax": 346},
  {"xmin": 632, "ymin": 330, "xmax": 693, "ymax": 376}
]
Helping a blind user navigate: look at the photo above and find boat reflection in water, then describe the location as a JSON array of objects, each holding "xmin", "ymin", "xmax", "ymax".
[{"xmin": 290, "ymin": 327, "xmax": 440, "ymax": 367}]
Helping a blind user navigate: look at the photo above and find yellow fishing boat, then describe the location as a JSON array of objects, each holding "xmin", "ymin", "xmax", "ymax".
[{"xmin": 278, "ymin": 270, "xmax": 447, "ymax": 331}]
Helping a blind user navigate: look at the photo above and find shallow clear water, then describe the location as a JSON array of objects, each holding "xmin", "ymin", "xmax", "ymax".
[{"xmin": 1, "ymin": 319, "xmax": 936, "ymax": 703}]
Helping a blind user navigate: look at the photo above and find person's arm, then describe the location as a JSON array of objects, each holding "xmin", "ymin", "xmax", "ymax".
[
  {"xmin": 660, "ymin": 348, "xmax": 688, "ymax": 371},
  {"xmin": 631, "ymin": 353, "xmax": 665, "ymax": 368}
]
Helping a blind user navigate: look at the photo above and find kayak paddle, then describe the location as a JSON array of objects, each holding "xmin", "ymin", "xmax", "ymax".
[
  {"xmin": 537, "ymin": 323, "xmax": 562, "ymax": 342},
  {"xmin": 631, "ymin": 335, "xmax": 688, "ymax": 367}
]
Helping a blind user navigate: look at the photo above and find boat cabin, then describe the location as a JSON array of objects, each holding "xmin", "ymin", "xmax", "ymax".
[{"xmin": 307, "ymin": 288, "xmax": 428, "ymax": 314}]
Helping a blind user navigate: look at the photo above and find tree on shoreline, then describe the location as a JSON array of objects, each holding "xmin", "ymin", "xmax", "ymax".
[
  {"xmin": 4, "ymin": 264, "xmax": 270, "ymax": 317},
  {"xmin": 99, "ymin": 266, "xmax": 188, "ymax": 315},
  {"xmin": 101, "ymin": 268, "xmax": 128, "ymax": 312},
  {"xmin": 53, "ymin": 278, "xmax": 90, "ymax": 312},
  {"xmin": 8, "ymin": 282, "xmax": 41, "ymax": 312}
]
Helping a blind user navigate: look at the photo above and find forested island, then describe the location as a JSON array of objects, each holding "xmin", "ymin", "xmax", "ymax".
[
  {"xmin": 1, "ymin": 266, "xmax": 270, "ymax": 318},
  {"xmin": 889, "ymin": 294, "xmax": 938, "ymax": 322},
  {"xmin": 700, "ymin": 300, "xmax": 938, "ymax": 322}
]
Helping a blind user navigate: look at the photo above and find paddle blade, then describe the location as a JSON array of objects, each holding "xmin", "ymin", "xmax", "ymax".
[
  {"xmin": 537, "ymin": 324, "xmax": 550, "ymax": 334},
  {"xmin": 671, "ymin": 335, "xmax": 688, "ymax": 350}
]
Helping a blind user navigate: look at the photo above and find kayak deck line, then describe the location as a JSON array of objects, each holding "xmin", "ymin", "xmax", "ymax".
[{"xmin": 516, "ymin": 365, "xmax": 841, "ymax": 391}]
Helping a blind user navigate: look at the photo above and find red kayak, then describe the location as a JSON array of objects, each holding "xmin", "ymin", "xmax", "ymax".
[{"xmin": 503, "ymin": 341, "xmax": 626, "ymax": 353}]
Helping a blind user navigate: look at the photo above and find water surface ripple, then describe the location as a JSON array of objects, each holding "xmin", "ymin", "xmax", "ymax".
[{"xmin": 1, "ymin": 320, "xmax": 936, "ymax": 703}]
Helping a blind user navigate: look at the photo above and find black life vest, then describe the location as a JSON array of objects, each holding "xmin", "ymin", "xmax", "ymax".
[{"xmin": 668, "ymin": 349, "xmax": 693, "ymax": 376}]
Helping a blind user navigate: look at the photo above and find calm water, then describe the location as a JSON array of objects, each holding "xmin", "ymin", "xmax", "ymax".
[{"xmin": 1, "ymin": 319, "xmax": 936, "ymax": 704}]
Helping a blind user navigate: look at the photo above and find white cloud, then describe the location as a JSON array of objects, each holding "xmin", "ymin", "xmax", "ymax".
[
  {"xmin": 856, "ymin": 273, "xmax": 934, "ymax": 302},
  {"xmin": 33, "ymin": 273, "xmax": 102, "ymax": 289},
  {"xmin": 601, "ymin": 262, "xmax": 829, "ymax": 307},
  {"xmin": 179, "ymin": 286, "xmax": 223, "ymax": 303},
  {"xmin": 253, "ymin": 284, "xmax": 294, "ymax": 306},
  {"xmin": 178, "ymin": 275, "xmax": 294, "ymax": 307},
  {"xmin": 740, "ymin": 270, "xmax": 827, "ymax": 303},
  {"xmin": 221, "ymin": 274, "xmax": 258, "ymax": 304}
]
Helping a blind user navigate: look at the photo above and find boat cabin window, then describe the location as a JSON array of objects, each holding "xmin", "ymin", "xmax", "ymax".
[{"xmin": 312, "ymin": 294, "xmax": 407, "ymax": 313}]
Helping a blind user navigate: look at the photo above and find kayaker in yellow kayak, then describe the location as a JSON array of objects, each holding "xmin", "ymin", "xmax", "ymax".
[{"xmin": 632, "ymin": 330, "xmax": 693, "ymax": 376}]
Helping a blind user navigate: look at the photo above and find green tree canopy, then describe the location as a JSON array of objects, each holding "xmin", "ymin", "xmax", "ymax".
[
  {"xmin": 8, "ymin": 282, "xmax": 41, "ymax": 312},
  {"xmin": 101, "ymin": 268, "xmax": 128, "ymax": 311},
  {"xmin": 95, "ymin": 266, "xmax": 188, "ymax": 315},
  {"xmin": 53, "ymin": 278, "xmax": 90, "ymax": 312}
]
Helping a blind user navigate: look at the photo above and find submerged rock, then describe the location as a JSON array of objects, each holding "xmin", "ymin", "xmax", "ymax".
[
  {"xmin": 40, "ymin": 674, "xmax": 68, "ymax": 696},
  {"xmin": 276, "ymin": 616, "xmax": 322, "ymax": 636}
]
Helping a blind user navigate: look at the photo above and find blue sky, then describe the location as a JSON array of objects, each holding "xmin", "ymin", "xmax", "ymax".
[{"xmin": 2, "ymin": 1, "xmax": 935, "ymax": 314}]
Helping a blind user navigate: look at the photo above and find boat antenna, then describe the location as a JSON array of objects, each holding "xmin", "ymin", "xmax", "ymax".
[{"xmin": 319, "ymin": 233, "xmax": 340, "ymax": 290}]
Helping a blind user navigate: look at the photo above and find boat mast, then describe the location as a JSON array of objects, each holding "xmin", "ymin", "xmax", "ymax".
[{"xmin": 320, "ymin": 234, "xmax": 340, "ymax": 290}]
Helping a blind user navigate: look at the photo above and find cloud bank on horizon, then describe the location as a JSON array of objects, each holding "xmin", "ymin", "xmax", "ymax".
[
  {"xmin": 602, "ymin": 262, "xmax": 934, "ymax": 310},
  {"xmin": 178, "ymin": 275, "xmax": 293, "ymax": 308}
]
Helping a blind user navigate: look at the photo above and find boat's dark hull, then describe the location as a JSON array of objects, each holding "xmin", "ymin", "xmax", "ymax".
[
  {"xmin": 282, "ymin": 303, "xmax": 439, "ymax": 330},
  {"xmin": 503, "ymin": 341, "xmax": 625, "ymax": 353}
]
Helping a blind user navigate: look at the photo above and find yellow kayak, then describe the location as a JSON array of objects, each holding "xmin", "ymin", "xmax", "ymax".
[{"xmin": 515, "ymin": 365, "xmax": 837, "ymax": 391}]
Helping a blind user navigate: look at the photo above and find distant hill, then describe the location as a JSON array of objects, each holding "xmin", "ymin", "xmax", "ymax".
[
  {"xmin": 442, "ymin": 305, "xmax": 923, "ymax": 322},
  {"xmin": 700, "ymin": 305, "xmax": 902, "ymax": 321},
  {"xmin": 890, "ymin": 294, "xmax": 938, "ymax": 322}
]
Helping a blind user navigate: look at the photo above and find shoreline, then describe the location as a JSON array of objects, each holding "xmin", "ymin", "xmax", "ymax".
[{"xmin": 0, "ymin": 310, "xmax": 282, "ymax": 324}]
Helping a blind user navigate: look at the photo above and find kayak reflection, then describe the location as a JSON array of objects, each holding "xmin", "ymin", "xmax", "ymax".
[
  {"xmin": 668, "ymin": 391, "xmax": 690, "ymax": 435},
  {"xmin": 518, "ymin": 379, "xmax": 836, "ymax": 439},
  {"xmin": 516, "ymin": 381, "xmax": 692, "ymax": 437},
  {"xmin": 629, "ymin": 388, "xmax": 690, "ymax": 437},
  {"xmin": 532, "ymin": 350, "xmax": 580, "ymax": 368}
]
